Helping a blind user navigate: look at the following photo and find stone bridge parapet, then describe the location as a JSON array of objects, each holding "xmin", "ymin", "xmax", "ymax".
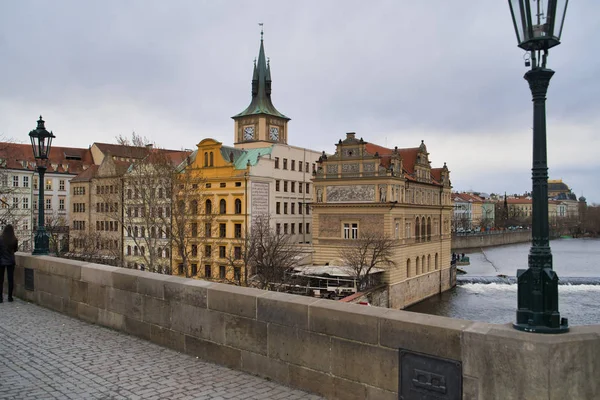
[{"xmin": 12, "ymin": 254, "xmax": 600, "ymax": 399}]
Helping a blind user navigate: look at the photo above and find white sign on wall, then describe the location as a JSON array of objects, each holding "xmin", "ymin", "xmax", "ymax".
[{"xmin": 251, "ymin": 181, "xmax": 270, "ymax": 219}]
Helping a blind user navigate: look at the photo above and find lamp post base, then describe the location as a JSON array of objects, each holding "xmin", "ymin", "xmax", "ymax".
[
  {"xmin": 513, "ymin": 322, "xmax": 569, "ymax": 334},
  {"xmin": 32, "ymin": 228, "xmax": 50, "ymax": 255},
  {"xmin": 514, "ymin": 267, "xmax": 569, "ymax": 334}
]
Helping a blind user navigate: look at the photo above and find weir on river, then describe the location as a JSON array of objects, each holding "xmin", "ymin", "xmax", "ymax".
[{"xmin": 407, "ymin": 238, "xmax": 600, "ymax": 325}]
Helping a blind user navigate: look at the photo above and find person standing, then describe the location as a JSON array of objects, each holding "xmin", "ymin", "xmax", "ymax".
[{"xmin": 0, "ymin": 224, "xmax": 18, "ymax": 303}]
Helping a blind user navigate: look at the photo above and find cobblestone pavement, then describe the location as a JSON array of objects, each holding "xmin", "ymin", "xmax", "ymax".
[{"xmin": 0, "ymin": 299, "xmax": 323, "ymax": 400}]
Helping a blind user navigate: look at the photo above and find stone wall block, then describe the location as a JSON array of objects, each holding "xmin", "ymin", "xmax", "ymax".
[
  {"xmin": 170, "ymin": 302, "xmax": 225, "ymax": 343},
  {"xmin": 87, "ymin": 283, "xmax": 107, "ymax": 309},
  {"xmin": 309, "ymin": 300, "xmax": 387, "ymax": 344},
  {"xmin": 142, "ymin": 296, "xmax": 171, "ymax": 327},
  {"xmin": 364, "ymin": 385, "xmax": 397, "ymax": 400},
  {"xmin": 207, "ymin": 285, "xmax": 265, "ymax": 319},
  {"xmin": 331, "ymin": 376, "xmax": 368, "ymax": 400},
  {"xmin": 380, "ymin": 309, "xmax": 472, "ymax": 360},
  {"xmin": 150, "ymin": 325, "xmax": 185, "ymax": 353},
  {"xmin": 462, "ymin": 323, "xmax": 551, "ymax": 399},
  {"xmin": 224, "ymin": 315, "xmax": 268, "ymax": 355},
  {"xmin": 97, "ymin": 309, "xmax": 125, "ymax": 331},
  {"xmin": 288, "ymin": 365, "xmax": 332, "ymax": 399},
  {"xmin": 548, "ymin": 329, "xmax": 600, "ymax": 400},
  {"xmin": 108, "ymin": 288, "xmax": 142, "ymax": 320},
  {"xmin": 164, "ymin": 277, "xmax": 209, "ymax": 308},
  {"xmin": 112, "ymin": 269, "xmax": 142, "ymax": 292},
  {"xmin": 64, "ymin": 299, "xmax": 79, "ymax": 318},
  {"xmin": 240, "ymin": 350, "xmax": 290, "ymax": 385},
  {"xmin": 38, "ymin": 291, "xmax": 64, "ymax": 312},
  {"xmin": 138, "ymin": 275, "xmax": 166, "ymax": 299},
  {"xmin": 124, "ymin": 316, "xmax": 152, "ymax": 342},
  {"xmin": 34, "ymin": 256, "xmax": 82, "ymax": 280},
  {"xmin": 35, "ymin": 271, "xmax": 69, "ymax": 298},
  {"xmin": 13, "ymin": 265, "xmax": 24, "ymax": 286},
  {"xmin": 184, "ymin": 335, "xmax": 241, "ymax": 370},
  {"xmin": 331, "ymin": 338, "xmax": 398, "ymax": 392},
  {"xmin": 257, "ymin": 292, "xmax": 318, "ymax": 330},
  {"xmin": 77, "ymin": 303, "xmax": 99, "ymax": 324},
  {"xmin": 81, "ymin": 264, "xmax": 118, "ymax": 286},
  {"xmin": 70, "ymin": 280, "xmax": 88, "ymax": 303},
  {"xmin": 267, "ymin": 323, "xmax": 331, "ymax": 373}
]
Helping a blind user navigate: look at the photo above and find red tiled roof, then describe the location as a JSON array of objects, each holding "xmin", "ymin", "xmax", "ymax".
[
  {"xmin": 506, "ymin": 198, "xmax": 532, "ymax": 204},
  {"xmin": 0, "ymin": 142, "xmax": 92, "ymax": 175},
  {"xmin": 453, "ymin": 192, "xmax": 484, "ymax": 203},
  {"xmin": 70, "ymin": 165, "xmax": 99, "ymax": 182},
  {"xmin": 430, "ymin": 168, "xmax": 443, "ymax": 184},
  {"xmin": 364, "ymin": 142, "xmax": 443, "ymax": 184}
]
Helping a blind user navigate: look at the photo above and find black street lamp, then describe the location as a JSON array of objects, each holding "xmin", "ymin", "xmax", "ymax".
[
  {"xmin": 508, "ymin": 0, "xmax": 569, "ymax": 333},
  {"xmin": 29, "ymin": 116, "xmax": 55, "ymax": 255}
]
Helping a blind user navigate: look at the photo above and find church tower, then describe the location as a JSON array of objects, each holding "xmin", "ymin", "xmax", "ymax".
[{"xmin": 232, "ymin": 29, "xmax": 290, "ymax": 148}]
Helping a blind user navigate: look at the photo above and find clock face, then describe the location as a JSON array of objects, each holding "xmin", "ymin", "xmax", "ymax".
[
  {"xmin": 243, "ymin": 126, "xmax": 254, "ymax": 140},
  {"xmin": 269, "ymin": 126, "xmax": 279, "ymax": 141}
]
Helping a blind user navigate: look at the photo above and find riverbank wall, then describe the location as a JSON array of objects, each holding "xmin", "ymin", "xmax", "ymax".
[{"xmin": 452, "ymin": 231, "xmax": 531, "ymax": 252}]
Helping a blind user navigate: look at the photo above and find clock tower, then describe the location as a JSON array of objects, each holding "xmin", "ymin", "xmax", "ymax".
[{"xmin": 233, "ymin": 29, "xmax": 290, "ymax": 148}]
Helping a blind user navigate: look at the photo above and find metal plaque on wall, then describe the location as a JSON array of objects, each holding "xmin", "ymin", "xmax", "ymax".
[
  {"xmin": 24, "ymin": 268, "xmax": 34, "ymax": 291},
  {"xmin": 399, "ymin": 349, "xmax": 462, "ymax": 400}
]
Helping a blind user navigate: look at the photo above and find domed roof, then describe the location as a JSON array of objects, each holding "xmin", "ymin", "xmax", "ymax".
[
  {"xmin": 548, "ymin": 181, "xmax": 569, "ymax": 192},
  {"xmin": 579, "ymin": 196, "xmax": 587, "ymax": 202}
]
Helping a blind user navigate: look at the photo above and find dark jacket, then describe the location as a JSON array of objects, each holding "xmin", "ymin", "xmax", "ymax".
[{"xmin": 0, "ymin": 236, "xmax": 18, "ymax": 266}]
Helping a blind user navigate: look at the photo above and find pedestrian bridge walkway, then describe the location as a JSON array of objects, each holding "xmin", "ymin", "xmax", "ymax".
[{"xmin": 0, "ymin": 299, "xmax": 322, "ymax": 400}]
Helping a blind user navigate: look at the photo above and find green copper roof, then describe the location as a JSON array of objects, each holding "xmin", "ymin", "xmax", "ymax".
[
  {"xmin": 221, "ymin": 145, "xmax": 273, "ymax": 169},
  {"xmin": 232, "ymin": 36, "xmax": 290, "ymax": 121}
]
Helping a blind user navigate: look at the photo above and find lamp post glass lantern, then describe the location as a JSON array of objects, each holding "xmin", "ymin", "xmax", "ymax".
[
  {"xmin": 29, "ymin": 116, "xmax": 55, "ymax": 255},
  {"xmin": 508, "ymin": 0, "xmax": 569, "ymax": 333}
]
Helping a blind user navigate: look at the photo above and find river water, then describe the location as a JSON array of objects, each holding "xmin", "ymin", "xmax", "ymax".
[{"xmin": 406, "ymin": 238, "xmax": 600, "ymax": 325}]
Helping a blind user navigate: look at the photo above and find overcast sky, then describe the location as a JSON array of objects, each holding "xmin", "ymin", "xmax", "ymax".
[{"xmin": 1, "ymin": 1, "xmax": 598, "ymax": 203}]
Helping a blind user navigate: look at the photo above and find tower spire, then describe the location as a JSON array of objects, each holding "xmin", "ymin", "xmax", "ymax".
[{"xmin": 232, "ymin": 25, "xmax": 289, "ymax": 121}]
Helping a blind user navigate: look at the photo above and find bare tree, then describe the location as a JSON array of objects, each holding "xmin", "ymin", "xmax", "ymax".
[
  {"xmin": 121, "ymin": 149, "xmax": 176, "ymax": 273},
  {"xmin": 338, "ymin": 231, "xmax": 397, "ymax": 291},
  {"xmin": 170, "ymin": 162, "xmax": 213, "ymax": 278},
  {"xmin": 45, "ymin": 211, "xmax": 69, "ymax": 256},
  {"xmin": 247, "ymin": 215, "xmax": 304, "ymax": 290}
]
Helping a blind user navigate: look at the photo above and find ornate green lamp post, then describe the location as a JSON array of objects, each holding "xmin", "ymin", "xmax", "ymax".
[
  {"xmin": 29, "ymin": 116, "xmax": 55, "ymax": 255},
  {"xmin": 508, "ymin": 0, "xmax": 569, "ymax": 333}
]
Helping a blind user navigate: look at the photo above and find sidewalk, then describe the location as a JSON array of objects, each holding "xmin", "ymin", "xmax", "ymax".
[{"xmin": 0, "ymin": 298, "xmax": 323, "ymax": 400}]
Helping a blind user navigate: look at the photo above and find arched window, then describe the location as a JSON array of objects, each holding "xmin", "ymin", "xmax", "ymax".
[
  {"xmin": 427, "ymin": 217, "xmax": 432, "ymax": 241},
  {"xmin": 427, "ymin": 255, "xmax": 431, "ymax": 272},
  {"xmin": 134, "ymin": 246, "xmax": 139, "ymax": 256},
  {"xmin": 127, "ymin": 189, "xmax": 132, "ymax": 199},
  {"xmin": 235, "ymin": 199, "xmax": 242, "ymax": 214},
  {"xmin": 206, "ymin": 199, "xmax": 212, "ymax": 214},
  {"xmin": 415, "ymin": 217, "xmax": 420, "ymax": 242},
  {"xmin": 158, "ymin": 187, "xmax": 163, "ymax": 198},
  {"xmin": 165, "ymin": 248, "xmax": 170, "ymax": 258},
  {"xmin": 416, "ymin": 257, "xmax": 420, "ymax": 275},
  {"xmin": 134, "ymin": 226, "xmax": 138, "ymax": 237},
  {"xmin": 209, "ymin": 152, "xmax": 214, "ymax": 166},
  {"xmin": 435, "ymin": 253, "xmax": 439, "ymax": 270},
  {"xmin": 191, "ymin": 200, "xmax": 198, "ymax": 214},
  {"xmin": 157, "ymin": 247, "xmax": 162, "ymax": 258},
  {"xmin": 220, "ymin": 199, "xmax": 226, "ymax": 214},
  {"xmin": 407, "ymin": 259, "xmax": 412, "ymax": 278},
  {"xmin": 421, "ymin": 217, "xmax": 426, "ymax": 242},
  {"xmin": 127, "ymin": 245, "xmax": 131, "ymax": 256},
  {"xmin": 151, "ymin": 226, "xmax": 156, "ymax": 238},
  {"xmin": 204, "ymin": 152, "xmax": 208, "ymax": 167},
  {"xmin": 141, "ymin": 246, "xmax": 145, "ymax": 256}
]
